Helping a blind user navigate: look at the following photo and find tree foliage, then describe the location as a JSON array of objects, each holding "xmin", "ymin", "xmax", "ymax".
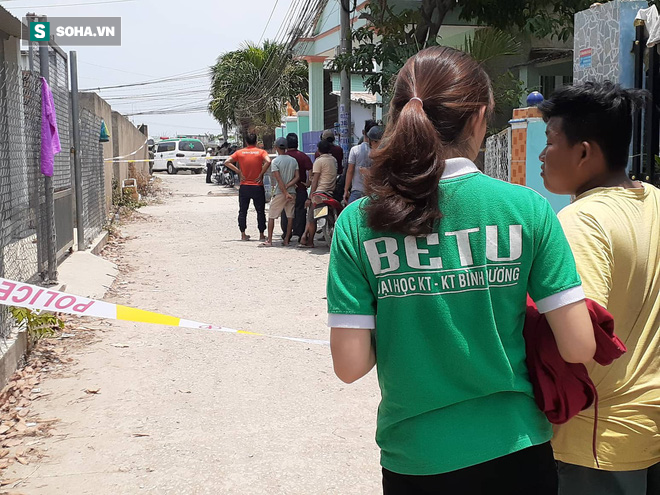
[
  {"xmin": 209, "ymin": 41, "xmax": 308, "ymax": 141},
  {"xmin": 460, "ymin": 28, "xmax": 525, "ymax": 123},
  {"xmin": 334, "ymin": 0, "xmax": 597, "ymax": 99}
]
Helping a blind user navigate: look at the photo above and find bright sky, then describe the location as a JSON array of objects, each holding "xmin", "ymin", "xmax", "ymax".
[{"xmin": 4, "ymin": 0, "xmax": 293, "ymax": 138}]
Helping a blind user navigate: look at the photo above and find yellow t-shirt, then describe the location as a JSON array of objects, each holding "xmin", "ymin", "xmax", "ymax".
[{"xmin": 552, "ymin": 183, "xmax": 660, "ymax": 471}]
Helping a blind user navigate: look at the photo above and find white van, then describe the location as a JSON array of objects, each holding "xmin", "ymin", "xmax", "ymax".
[{"xmin": 153, "ymin": 139, "xmax": 207, "ymax": 174}]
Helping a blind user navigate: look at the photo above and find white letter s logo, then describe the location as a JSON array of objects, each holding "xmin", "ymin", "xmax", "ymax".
[{"xmin": 34, "ymin": 24, "xmax": 45, "ymax": 39}]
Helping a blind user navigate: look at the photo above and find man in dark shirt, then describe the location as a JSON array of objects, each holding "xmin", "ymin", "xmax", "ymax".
[{"xmin": 282, "ymin": 133, "xmax": 313, "ymax": 240}]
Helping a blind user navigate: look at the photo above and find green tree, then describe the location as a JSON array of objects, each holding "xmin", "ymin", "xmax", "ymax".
[
  {"xmin": 209, "ymin": 41, "xmax": 308, "ymax": 147},
  {"xmin": 461, "ymin": 28, "xmax": 525, "ymax": 128},
  {"xmin": 334, "ymin": 0, "xmax": 595, "ymax": 100}
]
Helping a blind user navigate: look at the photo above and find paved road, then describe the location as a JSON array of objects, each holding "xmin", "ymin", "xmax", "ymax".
[{"xmin": 5, "ymin": 173, "xmax": 381, "ymax": 494}]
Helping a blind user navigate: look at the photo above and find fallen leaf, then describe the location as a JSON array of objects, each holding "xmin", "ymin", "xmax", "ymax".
[
  {"xmin": 2, "ymin": 439, "xmax": 21, "ymax": 447},
  {"xmin": 84, "ymin": 389, "xmax": 100, "ymax": 395},
  {"xmin": 0, "ymin": 478, "xmax": 20, "ymax": 486},
  {"xmin": 131, "ymin": 433, "xmax": 149, "ymax": 437},
  {"xmin": 17, "ymin": 410, "xmax": 29, "ymax": 418},
  {"xmin": 15, "ymin": 456, "xmax": 29, "ymax": 465},
  {"xmin": 0, "ymin": 449, "xmax": 9, "ymax": 458}
]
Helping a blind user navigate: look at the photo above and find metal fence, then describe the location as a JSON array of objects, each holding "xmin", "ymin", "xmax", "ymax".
[
  {"xmin": 0, "ymin": 62, "xmax": 46, "ymax": 338},
  {"xmin": 0, "ymin": 52, "xmax": 111, "ymax": 338},
  {"xmin": 79, "ymin": 109, "xmax": 105, "ymax": 246},
  {"xmin": 484, "ymin": 128, "xmax": 511, "ymax": 182}
]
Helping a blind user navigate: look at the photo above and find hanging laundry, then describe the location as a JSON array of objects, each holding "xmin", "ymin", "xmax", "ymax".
[
  {"xmin": 636, "ymin": 5, "xmax": 660, "ymax": 47},
  {"xmin": 100, "ymin": 119, "xmax": 110, "ymax": 142},
  {"xmin": 40, "ymin": 77, "xmax": 61, "ymax": 177}
]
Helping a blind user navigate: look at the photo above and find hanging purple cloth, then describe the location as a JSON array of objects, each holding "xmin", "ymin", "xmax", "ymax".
[{"xmin": 40, "ymin": 77, "xmax": 61, "ymax": 177}]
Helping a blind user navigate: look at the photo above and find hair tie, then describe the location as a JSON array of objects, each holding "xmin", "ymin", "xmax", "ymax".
[{"xmin": 410, "ymin": 97, "xmax": 423, "ymax": 105}]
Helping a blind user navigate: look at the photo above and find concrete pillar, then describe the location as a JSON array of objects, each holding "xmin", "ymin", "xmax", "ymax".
[
  {"xmin": 285, "ymin": 116, "xmax": 299, "ymax": 139},
  {"xmin": 304, "ymin": 56, "xmax": 326, "ymax": 132},
  {"xmin": 509, "ymin": 107, "xmax": 543, "ymax": 186},
  {"xmin": 297, "ymin": 111, "xmax": 310, "ymax": 136}
]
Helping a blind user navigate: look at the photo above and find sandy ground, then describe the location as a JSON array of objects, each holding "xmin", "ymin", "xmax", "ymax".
[{"xmin": 3, "ymin": 173, "xmax": 381, "ymax": 494}]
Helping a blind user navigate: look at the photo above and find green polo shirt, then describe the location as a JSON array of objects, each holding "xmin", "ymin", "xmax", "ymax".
[{"xmin": 326, "ymin": 158, "xmax": 584, "ymax": 475}]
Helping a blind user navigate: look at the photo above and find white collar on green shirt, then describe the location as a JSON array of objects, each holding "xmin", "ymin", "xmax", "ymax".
[{"xmin": 442, "ymin": 157, "xmax": 480, "ymax": 179}]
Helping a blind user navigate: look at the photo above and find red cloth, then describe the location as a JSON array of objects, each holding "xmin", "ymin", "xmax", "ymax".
[
  {"xmin": 524, "ymin": 297, "xmax": 626, "ymax": 467},
  {"xmin": 524, "ymin": 297, "xmax": 626, "ymax": 424}
]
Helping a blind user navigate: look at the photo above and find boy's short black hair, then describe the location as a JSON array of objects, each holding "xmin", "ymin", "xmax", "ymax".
[
  {"xmin": 538, "ymin": 81, "xmax": 647, "ymax": 170},
  {"xmin": 245, "ymin": 133, "xmax": 258, "ymax": 145},
  {"xmin": 364, "ymin": 119, "xmax": 378, "ymax": 135},
  {"xmin": 286, "ymin": 133, "xmax": 299, "ymax": 149},
  {"xmin": 317, "ymin": 139, "xmax": 332, "ymax": 154}
]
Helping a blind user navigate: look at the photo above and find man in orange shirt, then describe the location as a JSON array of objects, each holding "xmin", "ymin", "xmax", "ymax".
[{"xmin": 224, "ymin": 133, "xmax": 272, "ymax": 241}]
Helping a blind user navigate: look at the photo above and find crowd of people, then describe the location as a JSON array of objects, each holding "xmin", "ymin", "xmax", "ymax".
[{"xmin": 223, "ymin": 124, "xmax": 384, "ymax": 248}]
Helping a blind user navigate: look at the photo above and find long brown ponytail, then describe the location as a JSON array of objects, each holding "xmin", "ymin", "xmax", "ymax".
[{"xmin": 364, "ymin": 46, "xmax": 493, "ymax": 236}]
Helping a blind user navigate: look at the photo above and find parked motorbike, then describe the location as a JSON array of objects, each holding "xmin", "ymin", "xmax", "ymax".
[
  {"xmin": 312, "ymin": 192, "xmax": 343, "ymax": 246},
  {"xmin": 210, "ymin": 158, "xmax": 237, "ymax": 187},
  {"xmin": 222, "ymin": 163, "xmax": 239, "ymax": 187}
]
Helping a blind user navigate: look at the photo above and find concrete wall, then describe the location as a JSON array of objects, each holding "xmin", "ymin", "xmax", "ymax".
[
  {"xmin": 111, "ymin": 111, "xmax": 149, "ymax": 187},
  {"xmin": 79, "ymin": 93, "xmax": 148, "ymax": 212},
  {"xmin": 79, "ymin": 92, "xmax": 114, "ymax": 213},
  {"xmin": 351, "ymin": 103, "xmax": 375, "ymax": 144}
]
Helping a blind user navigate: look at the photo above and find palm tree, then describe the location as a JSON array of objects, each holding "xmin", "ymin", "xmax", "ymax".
[
  {"xmin": 209, "ymin": 41, "xmax": 308, "ymax": 147},
  {"xmin": 462, "ymin": 28, "xmax": 524, "ymax": 131}
]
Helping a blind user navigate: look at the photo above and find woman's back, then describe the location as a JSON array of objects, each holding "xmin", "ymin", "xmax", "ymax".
[
  {"xmin": 327, "ymin": 45, "xmax": 594, "ymax": 493},
  {"xmin": 327, "ymin": 159, "xmax": 583, "ymax": 474}
]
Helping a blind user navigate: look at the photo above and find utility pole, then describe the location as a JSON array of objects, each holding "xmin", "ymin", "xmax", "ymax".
[
  {"xmin": 70, "ymin": 51, "xmax": 85, "ymax": 251},
  {"xmin": 27, "ymin": 13, "xmax": 36, "ymax": 71},
  {"xmin": 38, "ymin": 14, "xmax": 57, "ymax": 282},
  {"xmin": 339, "ymin": 0, "xmax": 352, "ymax": 167}
]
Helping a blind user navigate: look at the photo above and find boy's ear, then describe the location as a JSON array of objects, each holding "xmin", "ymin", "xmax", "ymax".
[{"xmin": 578, "ymin": 141, "xmax": 592, "ymax": 165}]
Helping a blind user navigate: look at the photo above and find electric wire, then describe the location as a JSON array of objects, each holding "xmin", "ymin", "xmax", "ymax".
[{"xmin": 258, "ymin": 0, "xmax": 280, "ymax": 44}]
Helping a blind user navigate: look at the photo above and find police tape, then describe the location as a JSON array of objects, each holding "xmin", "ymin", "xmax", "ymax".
[
  {"xmin": 103, "ymin": 139, "xmax": 149, "ymax": 162},
  {"xmin": 0, "ymin": 278, "xmax": 329, "ymax": 346}
]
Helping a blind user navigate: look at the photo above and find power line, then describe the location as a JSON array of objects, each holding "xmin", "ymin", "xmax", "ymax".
[
  {"xmin": 79, "ymin": 61, "xmax": 152, "ymax": 78},
  {"xmin": 140, "ymin": 120, "xmax": 222, "ymax": 131},
  {"xmin": 258, "ymin": 0, "xmax": 279, "ymax": 45},
  {"xmin": 80, "ymin": 69, "xmax": 209, "ymax": 92}
]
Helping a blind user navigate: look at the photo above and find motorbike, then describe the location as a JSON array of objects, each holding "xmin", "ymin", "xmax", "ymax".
[
  {"xmin": 211, "ymin": 158, "xmax": 238, "ymax": 187},
  {"xmin": 312, "ymin": 192, "xmax": 343, "ymax": 246}
]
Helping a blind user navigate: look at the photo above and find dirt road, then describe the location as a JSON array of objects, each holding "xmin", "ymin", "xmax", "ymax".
[{"xmin": 4, "ymin": 174, "xmax": 381, "ymax": 494}]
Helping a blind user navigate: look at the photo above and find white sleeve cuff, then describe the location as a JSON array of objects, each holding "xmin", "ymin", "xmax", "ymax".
[
  {"xmin": 328, "ymin": 314, "xmax": 376, "ymax": 329},
  {"xmin": 535, "ymin": 285, "xmax": 585, "ymax": 314}
]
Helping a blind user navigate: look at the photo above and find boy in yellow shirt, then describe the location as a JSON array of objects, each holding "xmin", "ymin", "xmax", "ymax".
[{"xmin": 539, "ymin": 81, "xmax": 659, "ymax": 494}]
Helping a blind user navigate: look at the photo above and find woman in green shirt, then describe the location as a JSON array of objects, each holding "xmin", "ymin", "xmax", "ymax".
[{"xmin": 326, "ymin": 46, "xmax": 596, "ymax": 494}]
